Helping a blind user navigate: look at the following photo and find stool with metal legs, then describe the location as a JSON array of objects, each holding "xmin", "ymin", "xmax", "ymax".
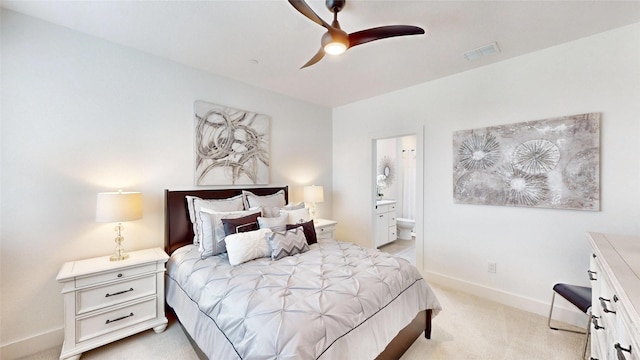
[{"xmin": 547, "ymin": 283, "xmax": 592, "ymax": 359}]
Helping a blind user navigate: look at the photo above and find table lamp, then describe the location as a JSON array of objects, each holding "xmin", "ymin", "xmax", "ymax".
[
  {"xmin": 96, "ymin": 190, "xmax": 143, "ymax": 261},
  {"xmin": 303, "ymin": 185, "xmax": 324, "ymax": 220}
]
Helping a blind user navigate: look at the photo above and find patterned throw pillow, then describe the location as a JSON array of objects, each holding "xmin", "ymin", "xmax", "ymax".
[
  {"xmin": 267, "ymin": 227, "xmax": 309, "ymax": 261},
  {"xmin": 286, "ymin": 220, "xmax": 317, "ymax": 245}
]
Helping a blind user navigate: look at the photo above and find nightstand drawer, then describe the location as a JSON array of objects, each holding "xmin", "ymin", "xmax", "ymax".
[
  {"xmin": 75, "ymin": 263, "xmax": 156, "ymax": 288},
  {"xmin": 76, "ymin": 274, "xmax": 156, "ymax": 315},
  {"xmin": 316, "ymin": 225, "xmax": 336, "ymax": 240},
  {"xmin": 76, "ymin": 297, "xmax": 157, "ymax": 343}
]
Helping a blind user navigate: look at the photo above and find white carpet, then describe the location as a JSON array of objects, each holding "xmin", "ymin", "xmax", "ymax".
[
  {"xmin": 23, "ymin": 284, "xmax": 588, "ymax": 360},
  {"xmin": 401, "ymin": 284, "xmax": 588, "ymax": 360}
]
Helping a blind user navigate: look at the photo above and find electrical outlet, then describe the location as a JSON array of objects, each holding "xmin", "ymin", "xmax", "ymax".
[{"xmin": 488, "ymin": 262, "xmax": 497, "ymax": 273}]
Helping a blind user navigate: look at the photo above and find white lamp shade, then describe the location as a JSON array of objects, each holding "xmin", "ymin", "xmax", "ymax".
[
  {"xmin": 304, "ymin": 185, "xmax": 324, "ymax": 203},
  {"xmin": 96, "ymin": 192, "xmax": 143, "ymax": 222}
]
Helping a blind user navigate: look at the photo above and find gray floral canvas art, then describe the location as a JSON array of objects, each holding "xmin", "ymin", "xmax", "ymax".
[
  {"xmin": 194, "ymin": 101, "xmax": 270, "ymax": 185},
  {"xmin": 453, "ymin": 113, "xmax": 600, "ymax": 210}
]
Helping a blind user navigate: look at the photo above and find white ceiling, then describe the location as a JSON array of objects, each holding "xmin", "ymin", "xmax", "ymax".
[{"xmin": 3, "ymin": 0, "xmax": 640, "ymax": 108}]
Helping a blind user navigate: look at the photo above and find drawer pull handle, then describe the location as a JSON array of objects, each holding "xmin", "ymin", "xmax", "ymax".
[
  {"xmin": 117, "ymin": 273, "xmax": 123, "ymax": 278},
  {"xmin": 591, "ymin": 315, "xmax": 605, "ymax": 330},
  {"xmin": 105, "ymin": 312, "xmax": 134, "ymax": 324},
  {"xmin": 599, "ymin": 297, "xmax": 616, "ymax": 314},
  {"xmin": 615, "ymin": 343, "xmax": 631, "ymax": 360},
  {"xmin": 588, "ymin": 270, "xmax": 597, "ymax": 281},
  {"xmin": 105, "ymin": 288, "xmax": 134, "ymax": 298}
]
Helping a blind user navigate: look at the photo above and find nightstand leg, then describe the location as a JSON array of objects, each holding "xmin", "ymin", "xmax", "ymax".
[{"xmin": 153, "ymin": 322, "xmax": 168, "ymax": 333}]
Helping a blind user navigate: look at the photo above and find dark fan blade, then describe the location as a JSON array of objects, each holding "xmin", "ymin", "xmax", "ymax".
[
  {"xmin": 288, "ymin": 0, "xmax": 331, "ymax": 29},
  {"xmin": 301, "ymin": 48, "xmax": 326, "ymax": 69},
  {"xmin": 348, "ymin": 25, "xmax": 425, "ymax": 49}
]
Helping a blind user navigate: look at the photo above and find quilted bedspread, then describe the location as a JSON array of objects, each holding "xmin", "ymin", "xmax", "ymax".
[{"xmin": 166, "ymin": 239, "xmax": 441, "ymax": 359}]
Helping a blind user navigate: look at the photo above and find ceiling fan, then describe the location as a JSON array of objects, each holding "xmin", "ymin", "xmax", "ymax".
[{"xmin": 288, "ymin": 0, "xmax": 425, "ymax": 68}]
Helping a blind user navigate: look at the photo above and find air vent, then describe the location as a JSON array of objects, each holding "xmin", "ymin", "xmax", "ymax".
[{"xmin": 464, "ymin": 42, "xmax": 501, "ymax": 61}]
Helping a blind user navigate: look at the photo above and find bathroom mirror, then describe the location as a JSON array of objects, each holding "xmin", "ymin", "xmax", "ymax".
[{"xmin": 378, "ymin": 156, "xmax": 395, "ymax": 186}]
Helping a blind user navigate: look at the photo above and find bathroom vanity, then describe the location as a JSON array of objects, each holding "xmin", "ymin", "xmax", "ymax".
[{"xmin": 375, "ymin": 200, "xmax": 397, "ymax": 248}]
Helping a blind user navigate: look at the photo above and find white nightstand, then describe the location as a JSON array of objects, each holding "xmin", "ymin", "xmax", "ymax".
[
  {"xmin": 314, "ymin": 218, "xmax": 338, "ymax": 240},
  {"xmin": 56, "ymin": 248, "xmax": 169, "ymax": 360}
]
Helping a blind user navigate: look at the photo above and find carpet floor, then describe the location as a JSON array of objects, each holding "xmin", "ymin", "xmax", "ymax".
[
  {"xmin": 21, "ymin": 282, "xmax": 588, "ymax": 360},
  {"xmin": 401, "ymin": 284, "xmax": 588, "ymax": 359}
]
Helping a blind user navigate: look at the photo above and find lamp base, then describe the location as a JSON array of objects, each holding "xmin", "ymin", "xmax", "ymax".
[
  {"xmin": 110, "ymin": 253, "xmax": 129, "ymax": 261},
  {"xmin": 110, "ymin": 223, "xmax": 129, "ymax": 261}
]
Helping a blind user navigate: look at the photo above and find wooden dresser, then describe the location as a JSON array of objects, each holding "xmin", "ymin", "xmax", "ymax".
[{"xmin": 587, "ymin": 232, "xmax": 640, "ymax": 360}]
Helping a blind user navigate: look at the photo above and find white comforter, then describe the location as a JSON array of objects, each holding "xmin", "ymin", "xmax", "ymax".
[{"xmin": 166, "ymin": 239, "xmax": 441, "ymax": 359}]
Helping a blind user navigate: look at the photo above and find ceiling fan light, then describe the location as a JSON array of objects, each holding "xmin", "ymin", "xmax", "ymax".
[{"xmin": 324, "ymin": 41, "xmax": 347, "ymax": 55}]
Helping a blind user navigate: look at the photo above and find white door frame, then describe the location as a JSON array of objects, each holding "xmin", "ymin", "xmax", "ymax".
[{"xmin": 371, "ymin": 125, "xmax": 425, "ymax": 270}]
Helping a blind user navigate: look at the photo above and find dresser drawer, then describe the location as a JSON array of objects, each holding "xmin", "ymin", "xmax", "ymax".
[
  {"xmin": 75, "ymin": 263, "xmax": 157, "ymax": 288},
  {"xmin": 76, "ymin": 297, "xmax": 157, "ymax": 343},
  {"xmin": 76, "ymin": 274, "xmax": 156, "ymax": 315},
  {"xmin": 376, "ymin": 204, "xmax": 389, "ymax": 214}
]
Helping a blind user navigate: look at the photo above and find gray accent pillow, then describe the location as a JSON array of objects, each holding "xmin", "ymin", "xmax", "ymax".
[
  {"xmin": 243, "ymin": 190, "xmax": 285, "ymax": 217},
  {"xmin": 187, "ymin": 194, "xmax": 244, "ymax": 245},
  {"xmin": 267, "ymin": 227, "xmax": 309, "ymax": 261}
]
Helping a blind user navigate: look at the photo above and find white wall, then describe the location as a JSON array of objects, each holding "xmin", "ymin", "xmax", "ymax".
[
  {"xmin": 333, "ymin": 23, "xmax": 640, "ymax": 322},
  {"xmin": 0, "ymin": 10, "xmax": 332, "ymax": 357}
]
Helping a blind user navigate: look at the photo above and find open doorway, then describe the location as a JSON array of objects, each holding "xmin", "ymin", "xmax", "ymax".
[{"xmin": 374, "ymin": 135, "xmax": 417, "ymax": 265}]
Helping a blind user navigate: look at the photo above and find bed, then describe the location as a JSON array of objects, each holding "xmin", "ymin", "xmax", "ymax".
[{"xmin": 164, "ymin": 186, "xmax": 441, "ymax": 359}]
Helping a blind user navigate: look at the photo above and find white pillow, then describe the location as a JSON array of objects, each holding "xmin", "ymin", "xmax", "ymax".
[
  {"xmin": 225, "ymin": 228, "xmax": 273, "ymax": 266},
  {"xmin": 243, "ymin": 190, "xmax": 286, "ymax": 217},
  {"xmin": 280, "ymin": 207, "xmax": 310, "ymax": 225},
  {"xmin": 186, "ymin": 194, "xmax": 244, "ymax": 245},
  {"xmin": 199, "ymin": 208, "xmax": 261, "ymax": 258},
  {"xmin": 258, "ymin": 213, "xmax": 288, "ymax": 232}
]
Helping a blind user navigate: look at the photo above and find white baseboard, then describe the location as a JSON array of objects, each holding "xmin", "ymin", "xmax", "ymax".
[
  {"xmin": 1, "ymin": 327, "xmax": 63, "ymax": 359},
  {"xmin": 422, "ymin": 270, "xmax": 590, "ymax": 329}
]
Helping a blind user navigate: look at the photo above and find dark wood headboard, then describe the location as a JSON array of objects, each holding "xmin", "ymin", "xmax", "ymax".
[{"xmin": 164, "ymin": 186, "xmax": 288, "ymax": 255}]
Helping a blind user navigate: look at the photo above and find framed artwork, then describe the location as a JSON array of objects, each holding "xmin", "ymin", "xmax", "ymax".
[
  {"xmin": 453, "ymin": 113, "xmax": 600, "ymax": 211},
  {"xmin": 194, "ymin": 100, "xmax": 270, "ymax": 185}
]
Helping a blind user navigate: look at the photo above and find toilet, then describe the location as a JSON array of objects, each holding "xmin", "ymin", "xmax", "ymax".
[{"xmin": 396, "ymin": 218, "xmax": 415, "ymax": 240}]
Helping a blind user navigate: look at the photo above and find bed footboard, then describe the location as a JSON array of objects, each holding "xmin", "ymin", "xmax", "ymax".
[{"xmin": 375, "ymin": 309, "xmax": 432, "ymax": 360}]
